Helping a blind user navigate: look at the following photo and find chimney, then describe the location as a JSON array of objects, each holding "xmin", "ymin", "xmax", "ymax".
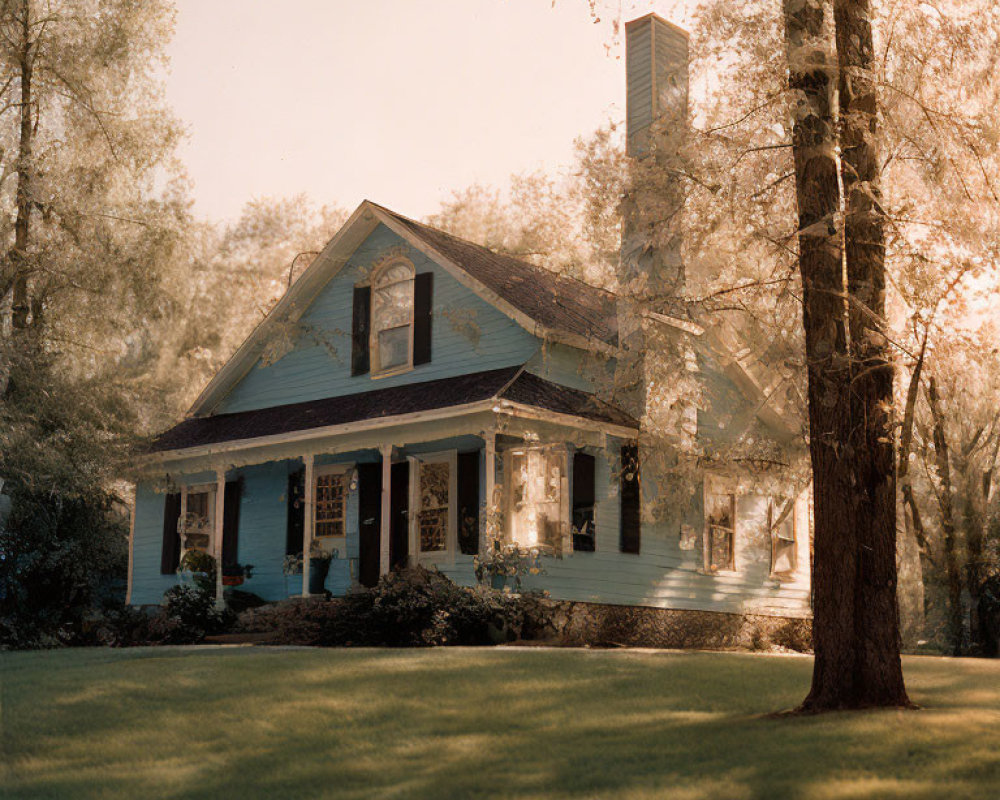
[
  {"xmin": 615, "ymin": 15, "xmax": 690, "ymax": 422},
  {"xmin": 620, "ymin": 14, "xmax": 689, "ymax": 301},
  {"xmin": 625, "ymin": 14, "xmax": 690, "ymax": 159}
]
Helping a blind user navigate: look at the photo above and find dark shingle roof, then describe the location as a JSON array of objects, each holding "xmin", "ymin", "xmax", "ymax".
[
  {"xmin": 150, "ymin": 367, "xmax": 637, "ymax": 453},
  {"xmin": 375, "ymin": 204, "xmax": 619, "ymax": 347}
]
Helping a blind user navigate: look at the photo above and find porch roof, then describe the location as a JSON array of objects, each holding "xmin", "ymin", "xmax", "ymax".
[{"xmin": 149, "ymin": 367, "xmax": 638, "ymax": 454}]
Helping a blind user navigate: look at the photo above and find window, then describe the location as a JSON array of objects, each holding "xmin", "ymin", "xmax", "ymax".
[
  {"xmin": 505, "ymin": 446, "xmax": 567, "ymax": 552},
  {"xmin": 769, "ymin": 497, "xmax": 797, "ymax": 578},
  {"xmin": 412, "ymin": 452, "xmax": 457, "ymax": 558},
  {"xmin": 418, "ymin": 462, "xmax": 450, "ymax": 553},
  {"xmin": 180, "ymin": 485, "xmax": 216, "ymax": 554},
  {"xmin": 314, "ymin": 469, "xmax": 347, "ymax": 540},
  {"xmin": 705, "ymin": 491, "xmax": 736, "ymax": 572},
  {"xmin": 371, "ymin": 258, "xmax": 414, "ymax": 374},
  {"xmin": 572, "ymin": 452, "xmax": 596, "ymax": 552}
]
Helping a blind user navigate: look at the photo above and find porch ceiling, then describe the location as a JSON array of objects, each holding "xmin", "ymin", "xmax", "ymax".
[{"xmin": 146, "ymin": 367, "xmax": 638, "ymax": 458}]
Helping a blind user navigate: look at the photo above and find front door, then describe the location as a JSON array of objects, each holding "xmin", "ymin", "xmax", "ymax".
[
  {"xmin": 389, "ymin": 461, "xmax": 410, "ymax": 570},
  {"xmin": 357, "ymin": 463, "xmax": 382, "ymax": 588}
]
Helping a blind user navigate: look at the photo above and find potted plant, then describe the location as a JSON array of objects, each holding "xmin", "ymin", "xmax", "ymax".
[
  {"xmin": 177, "ymin": 550, "xmax": 216, "ymax": 594},
  {"xmin": 221, "ymin": 562, "xmax": 254, "ymax": 587},
  {"xmin": 474, "ymin": 538, "xmax": 544, "ymax": 592},
  {"xmin": 283, "ymin": 541, "xmax": 334, "ymax": 595}
]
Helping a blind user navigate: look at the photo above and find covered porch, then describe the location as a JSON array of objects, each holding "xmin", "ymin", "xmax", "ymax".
[{"xmin": 129, "ymin": 368, "xmax": 638, "ymax": 606}]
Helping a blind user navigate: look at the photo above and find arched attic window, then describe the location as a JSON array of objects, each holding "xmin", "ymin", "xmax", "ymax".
[{"xmin": 371, "ymin": 257, "xmax": 415, "ymax": 374}]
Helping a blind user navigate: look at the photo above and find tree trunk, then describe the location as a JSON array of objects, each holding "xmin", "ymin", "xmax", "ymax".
[
  {"xmin": 833, "ymin": 0, "xmax": 909, "ymax": 706},
  {"xmin": 782, "ymin": 0, "xmax": 910, "ymax": 709},
  {"xmin": 927, "ymin": 376, "xmax": 964, "ymax": 655},
  {"xmin": 11, "ymin": 0, "xmax": 33, "ymax": 331},
  {"xmin": 781, "ymin": 0, "xmax": 854, "ymax": 709}
]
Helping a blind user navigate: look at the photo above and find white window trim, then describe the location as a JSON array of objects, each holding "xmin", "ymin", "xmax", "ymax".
[
  {"xmin": 312, "ymin": 463, "xmax": 352, "ymax": 556},
  {"xmin": 409, "ymin": 450, "xmax": 458, "ymax": 564},
  {"xmin": 179, "ymin": 482, "xmax": 217, "ymax": 556},
  {"xmin": 703, "ymin": 479, "xmax": 738, "ymax": 576},
  {"xmin": 502, "ymin": 443, "xmax": 570, "ymax": 555},
  {"xmin": 369, "ymin": 257, "xmax": 415, "ymax": 379},
  {"xmin": 768, "ymin": 496, "xmax": 798, "ymax": 580}
]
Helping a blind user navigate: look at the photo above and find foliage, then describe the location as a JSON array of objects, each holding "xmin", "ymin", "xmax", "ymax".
[
  {"xmin": 473, "ymin": 539, "xmax": 545, "ymax": 592},
  {"xmin": 157, "ymin": 584, "xmax": 234, "ymax": 644},
  {"xmin": 283, "ymin": 540, "xmax": 333, "ymax": 576},
  {"xmin": 237, "ymin": 567, "xmax": 533, "ymax": 647}
]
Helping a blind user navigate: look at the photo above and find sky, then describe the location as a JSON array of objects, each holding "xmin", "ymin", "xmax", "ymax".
[{"xmin": 164, "ymin": 0, "xmax": 691, "ymax": 223}]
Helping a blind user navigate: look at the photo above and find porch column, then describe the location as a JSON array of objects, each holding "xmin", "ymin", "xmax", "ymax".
[
  {"xmin": 483, "ymin": 429, "xmax": 497, "ymax": 553},
  {"xmin": 301, "ymin": 453, "xmax": 315, "ymax": 597},
  {"xmin": 213, "ymin": 469, "xmax": 226, "ymax": 609},
  {"xmin": 379, "ymin": 444, "xmax": 392, "ymax": 575}
]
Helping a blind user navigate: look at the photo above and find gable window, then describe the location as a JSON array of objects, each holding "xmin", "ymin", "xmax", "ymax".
[
  {"xmin": 179, "ymin": 484, "xmax": 216, "ymax": 555},
  {"xmin": 371, "ymin": 258, "xmax": 414, "ymax": 375},
  {"xmin": 769, "ymin": 497, "xmax": 797, "ymax": 578},
  {"xmin": 705, "ymin": 491, "xmax": 736, "ymax": 572},
  {"xmin": 314, "ymin": 467, "xmax": 348, "ymax": 542},
  {"xmin": 505, "ymin": 445, "xmax": 568, "ymax": 553}
]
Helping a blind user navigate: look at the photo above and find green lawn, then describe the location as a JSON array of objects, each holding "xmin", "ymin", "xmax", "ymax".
[{"xmin": 2, "ymin": 647, "xmax": 998, "ymax": 800}]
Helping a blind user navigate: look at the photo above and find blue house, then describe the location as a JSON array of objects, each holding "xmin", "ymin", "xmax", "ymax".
[{"xmin": 129, "ymin": 14, "xmax": 811, "ymax": 631}]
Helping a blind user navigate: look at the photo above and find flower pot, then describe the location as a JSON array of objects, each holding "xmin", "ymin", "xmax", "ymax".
[
  {"xmin": 308, "ymin": 559, "xmax": 330, "ymax": 594},
  {"xmin": 490, "ymin": 574, "xmax": 507, "ymax": 591},
  {"xmin": 222, "ymin": 575, "xmax": 244, "ymax": 587}
]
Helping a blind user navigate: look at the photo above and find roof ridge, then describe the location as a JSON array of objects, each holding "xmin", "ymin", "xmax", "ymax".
[{"xmin": 367, "ymin": 199, "xmax": 618, "ymax": 300}]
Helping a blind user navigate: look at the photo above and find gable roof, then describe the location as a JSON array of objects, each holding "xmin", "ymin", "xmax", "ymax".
[
  {"xmin": 373, "ymin": 204, "xmax": 618, "ymax": 348},
  {"xmin": 151, "ymin": 366, "xmax": 637, "ymax": 456},
  {"xmin": 188, "ymin": 200, "xmax": 619, "ymax": 417}
]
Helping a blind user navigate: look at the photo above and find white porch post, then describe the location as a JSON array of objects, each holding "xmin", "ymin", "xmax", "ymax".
[
  {"xmin": 483, "ymin": 429, "xmax": 497, "ymax": 553},
  {"xmin": 379, "ymin": 444, "xmax": 392, "ymax": 576},
  {"xmin": 213, "ymin": 469, "xmax": 226, "ymax": 609},
  {"xmin": 302, "ymin": 453, "xmax": 315, "ymax": 596}
]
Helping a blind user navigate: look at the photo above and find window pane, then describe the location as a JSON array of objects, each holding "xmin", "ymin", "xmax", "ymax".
[
  {"xmin": 706, "ymin": 494, "xmax": 734, "ymax": 530},
  {"xmin": 378, "ymin": 326, "xmax": 409, "ymax": 369},
  {"xmin": 506, "ymin": 448, "xmax": 563, "ymax": 550},
  {"xmin": 315, "ymin": 473, "xmax": 346, "ymax": 538},
  {"xmin": 772, "ymin": 539, "xmax": 795, "ymax": 574},
  {"xmin": 710, "ymin": 526, "xmax": 733, "ymax": 571},
  {"xmin": 419, "ymin": 462, "xmax": 450, "ymax": 552},
  {"xmin": 374, "ymin": 280, "xmax": 413, "ymax": 329},
  {"xmin": 182, "ymin": 491, "xmax": 213, "ymax": 553}
]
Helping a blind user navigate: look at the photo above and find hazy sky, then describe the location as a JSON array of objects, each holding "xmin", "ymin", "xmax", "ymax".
[{"xmin": 164, "ymin": 0, "xmax": 690, "ymax": 223}]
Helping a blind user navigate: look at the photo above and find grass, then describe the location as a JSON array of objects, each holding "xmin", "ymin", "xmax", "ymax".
[{"xmin": 2, "ymin": 647, "xmax": 998, "ymax": 800}]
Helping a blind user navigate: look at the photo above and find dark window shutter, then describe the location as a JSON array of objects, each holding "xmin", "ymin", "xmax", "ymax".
[
  {"xmin": 160, "ymin": 492, "xmax": 182, "ymax": 574},
  {"xmin": 413, "ymin": 272, "xmax": 433, "ymax": 366},
  {"xmin": 351, "ymin": 286, "xmax": 371, "ymax": 376},
  {"xmin": 620, "ymin": 444, "xmax": 641, "ymax": 554},
  {"xmin": 221, "ymin": 478, "xmax": 242, "ymax": 574},
  {"xmin": 286, "ymin": 468, "xmax": 305, "ymax": 555},
  {"xmin": 572, "ymin": 452, "xmax": 596, "ymax": 552},
  {"xmin": 457, "ymin": 450, "xmax": 480, "ymax": 555}
]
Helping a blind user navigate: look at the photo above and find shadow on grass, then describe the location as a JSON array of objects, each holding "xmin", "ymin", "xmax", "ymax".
[{"xmin": 3, "ymin": 648, "xmax": 999, "ymax": 799}]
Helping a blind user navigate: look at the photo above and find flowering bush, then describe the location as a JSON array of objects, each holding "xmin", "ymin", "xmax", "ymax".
[{"xmin": 474, "ymin": 539, "xmax": 545, "ymax": 592}]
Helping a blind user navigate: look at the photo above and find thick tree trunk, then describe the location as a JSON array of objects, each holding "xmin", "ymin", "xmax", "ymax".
[
  {"xmin": 927, "ymin": 376, "xmax": 964, "ymax": 656},
  {"xmin": 781, "ymin": 0, "xmax": 855, "ymax": 709},
  {"xmin": 832, "ymin": 0, "xmax": 909, "ymax": 706},
  {"xmin": 782, "ymin": 0, "xmax": 910, "ymax": 709}
]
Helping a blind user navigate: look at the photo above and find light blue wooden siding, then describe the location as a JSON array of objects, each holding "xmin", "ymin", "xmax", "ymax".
[
  {"xmin": 215, "ymin": 225, "xmax": 542, "ymax": 414},
  {"xmin": 626, "ymin": 19, "xmax": 654, "ymax": 155},
  {"xmin": 130, "ymin": 482, "xmax": 178, "ymax": 605},
  {"xmin": 431, "ymin": 444, "xmax": 810, "ymax": 618},
  {"xmin": 231, "ymin": 460, "xmax": 296, "ymax": 601},
  {"xmin": 526, "ymin": 343, "xmax": 615, "ymax": 394}
]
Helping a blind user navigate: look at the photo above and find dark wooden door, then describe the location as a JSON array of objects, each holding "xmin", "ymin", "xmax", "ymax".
[
  {"xmin": 357, "ymin": 463, "xmax": 382, "ymax": 588},
  {"xmin": 389, "ymin": 461, "xmax": 410, "ymax": 570}
]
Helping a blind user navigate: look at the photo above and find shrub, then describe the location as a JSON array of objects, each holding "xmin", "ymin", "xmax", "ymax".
[
  {"xmin": 157, "ymin": 585, "xmax": 235, "ymax": 644},
  {"xmin": 235, "ymin": 567, "xmax": 533, "ymax": 647}
]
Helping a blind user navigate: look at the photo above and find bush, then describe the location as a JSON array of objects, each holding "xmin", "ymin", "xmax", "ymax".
[
  {"xmin": 235, "ymin": 566, "xmax": 532, "ymax": 647},
  {"xmin": 156, "ymin": 585, "xmax": 235, "ymax": 644}
]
